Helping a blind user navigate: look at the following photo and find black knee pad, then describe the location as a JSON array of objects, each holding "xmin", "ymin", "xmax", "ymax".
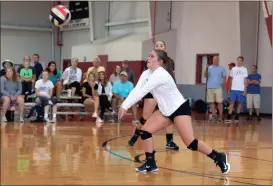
[
  {"xmin": 140, "ymin": 130, "xmax": 152, "ymax": 140},
  {"xmin": 140, "ymin": 117, "xmax": 146, "ymax": 125},
  {"xmin": 187, "ymin": 139, "xmax": 198, "ymax": 151}
]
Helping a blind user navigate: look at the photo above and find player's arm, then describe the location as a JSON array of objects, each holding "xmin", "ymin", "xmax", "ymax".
[{"xmin": 122, "ymin": 69, "xmax": 166, "ymax": 110}]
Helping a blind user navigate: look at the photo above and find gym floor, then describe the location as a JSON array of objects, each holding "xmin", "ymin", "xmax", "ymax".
[{"xmin": 1, "ymin": 115, "xmax": 272, "ymax": 185}]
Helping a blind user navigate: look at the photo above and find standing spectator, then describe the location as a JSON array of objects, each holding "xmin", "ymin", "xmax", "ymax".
[
  {"xmin": 109, "ymin": 65, "xmax": 121, "ymax": 85},
  {"xmin": 81, "ymin": 72, "xmax": 99, "ymax": 118},
  {"xmin": 112, "ymin": 71, "xmax": 139, "ymax": 124},
  {"xmin": 62, "ymin": 57, "xmax": 82, "ymax": 96},
  {"xmin": 97, "ymin": 71, "xmax": 113, "ymax": 123},
  {"xmin": 226, "ymin": 62, "xmax": 236, "ymax": 96},
  {"xmin": 246, "ymin": 65, "xmax": 262, "ymax": 121},
  {"xmin": 225, "ymin": 56, "xmax": 248, "ymax": 123},
  {"xmin": 32, "ymin": 54, "xmax": 43, "ymax": 80},
  {"xmin": 204, "ymin": 55, "xmax": 226, "ymax": 121},
  {"xmin": 35, "ymin": 70, "xmax": 58, "ymax": 123},
  {"xmin": 85, "ymin": 57, "xmax": 105, "ymax": 81},
  {"xmin": 0, "ymin": 59, "xmax": 14, "ymax": 77},
  {"xmin": 122, "ymin": 61, "xmax": 135, "ymax": 84},
  {"xmin": 41, "ymin": 61, "xmax": 62, "ymax": 99},
  {"xmin": 0, "ymin": 68, "xmax": 24, "ymax": 122},
  {"xmin": 18, "ymin": 60, "xmax": 36, "ymax": 102}
]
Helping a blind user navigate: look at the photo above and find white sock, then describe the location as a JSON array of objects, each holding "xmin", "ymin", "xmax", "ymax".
[
  {"xmin": 53, "ymin": 113, "xmax": 56, "ymax": 118},
  {"xmin": 44, "ymin": 113, "xmax": 48, "ymax": 118}
]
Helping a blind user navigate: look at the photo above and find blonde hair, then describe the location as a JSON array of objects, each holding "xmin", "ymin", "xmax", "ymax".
[
  {"xmin": 71, "ymin": 57, "xmax": 79, "ymax": 63},
  {"xmin": 93, "ymin": 57, "xmax": 101, "ymax": 63}
]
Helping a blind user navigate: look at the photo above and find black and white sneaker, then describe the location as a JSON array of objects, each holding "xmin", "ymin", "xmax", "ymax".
[
  {"xmin": 135, "ymin": 162, "xmax": 158, "ymax": 173},
  {"xmin": 234, "ymin": 115, "xmax": 239, "ymax": 123},
  {"xmin": 166, "ymin": 141, "xmax": 179, "ymax": 150},
  {"xmin": 215, "ymin": 153, "xmax": 231, "ymax": 174},
  {"xmin": 224, "ymin": 114, "xmax": 232, "ymax": 124}
]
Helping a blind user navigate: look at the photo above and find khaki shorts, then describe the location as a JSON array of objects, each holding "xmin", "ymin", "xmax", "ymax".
[
  {"xmin": 247, "ymin": 94, "xmax": 260, "ymax": 109},
  {"xmin": 207, "ymin": 88, "xmax": 223, "ymax": 103}
]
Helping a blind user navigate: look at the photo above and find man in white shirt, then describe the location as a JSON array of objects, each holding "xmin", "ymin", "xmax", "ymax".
[
  {"xmin": 35, "ymin": 70, "xmax": 57, "ymax": 123},
  {"xmin": 225, "ymin": 56, "xmax": 248, "ymax": 123}
]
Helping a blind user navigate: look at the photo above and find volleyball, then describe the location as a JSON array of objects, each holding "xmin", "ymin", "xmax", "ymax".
[{"xmin": 49, "ymin": 5, "xmax": 71, "ymax": 27}]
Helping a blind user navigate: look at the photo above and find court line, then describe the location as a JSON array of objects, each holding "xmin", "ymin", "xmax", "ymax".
[{"xmin": 102, "ymin": 136, "xmax": 270, "ymax": 186}]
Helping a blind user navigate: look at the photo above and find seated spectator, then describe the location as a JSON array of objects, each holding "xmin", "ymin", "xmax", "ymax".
[
  {"xmin": 62, "ymin": 57, "xmax": 82, "ymax": 96},
  {"xmin": 40, "ymin": 61, "xmax": 62, "ymax": 99},
  {"xmin": 81, "ymin": 72, "xmax": 99, "ymax": 118},
  {"xmin": 109, "ymin": 65, "xmax": 121, "ymax": 85},
  {"xmin": 97, "ymin": 71, "xmax": 113, "ymax": 123},
  {"xmin": 0, "ymin": 59, "xmax": 14, "ymax": 77},
  {"xmin": 112, "ymin": 71, "xmax": 139, "ymax": 124},
  {"xmin": 122, "ymin": 61, "xmax": 135, "ymax": 84},
  {"xmin": 35, "ymin": 70, "xmax": 57, "ymax": 123},
  {"xmin": 32, "ymin": 54, "xmax": 43, "ymax": 81},
  {"xmin": 0, "ymin": 68, "xmax": 24, "ymax": 122},
  {"xmin": 18, "ymin": 59, "xmax": 36, "ymax": 102},
  {"xmin": 85, "ymin": 57, "xmax": 105, "ymax": 82}
]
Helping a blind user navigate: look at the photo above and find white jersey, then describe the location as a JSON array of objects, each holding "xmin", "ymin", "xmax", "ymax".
[
  {"xmin": 121, "ymin": 67, "xmax": 186, "ymax": 116},
  {"xmin": 230, "ymin": 66, "xmax": 248, "ymax": 91}
]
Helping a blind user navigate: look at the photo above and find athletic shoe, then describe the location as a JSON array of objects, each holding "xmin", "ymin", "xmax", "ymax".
[
  {"xmin": 234, "ymin": 115, "xmax": 239, "ymax": 123},
  {"xmin": 135, "ymin": 162, "xmax": 158, "ymax": 173},
  {"xmin": 224, "ymin": 114, "xmax": 232, "ymax": 123},
  {"xmin": 44, "ymin": 117, "xmax": 51, "ymax": 123},
  {"xmin": 1, "ymin": 116, "xmax": 7, "ymax": 122},
  {"xmin": 166, "ymin": 141, "xmax": 179, "ymax": 150},
  {"xmin": 256, "ymin": 116, "xmax": 261, "ymax": 121},
  {"xmin": 215, "ymin": 153, "xmax": 231, "ymax": 174},
  {"xmin": 128, "ymin": 135, "xmax": 139, "ymax": 146},
  {"xmin": 246, "ymin": 115, "xmax": 252, "ymax": 120}
]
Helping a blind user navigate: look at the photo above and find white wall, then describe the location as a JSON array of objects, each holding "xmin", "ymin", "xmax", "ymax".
[
  {"xmin": 174, "ymin": 2, "xmax": 241, "ymax": 85},
  {"xmin": 72, "ymin": 34, "xmax": 149, "ymax": 62},
  {"xmin": 61, "ymin": 29, "xmax": 90, "ymax": 60},
  {"xmin": 1, "ymin": 1, "xmax": 53, "ymax": 66},
  {"xmin": 1, "ymin": 29, "xmax": 52, "ymax": 66},
  {"xmin": 149, "ymin": 1, "xmax": 171, "ymax": 35},
  {"xmin": 257, "ymin": 3, "xmax": 273, "ymax": 87},
  {"xmin": 108, "ymin": 1, "xmax": 149, "ymax": 35},
  {"xmin": 1, "ymin": 1, "xmax": 53, "ymax": 28}
]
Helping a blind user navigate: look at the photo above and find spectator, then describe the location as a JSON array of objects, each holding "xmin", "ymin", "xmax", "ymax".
[
  {"xmin": 35, "ymin": 70, "xmax": 57, "ymax": 123},
  {"xmin": 41, "ymin": 61, "xmax": 62, "ymax": 99},
  {"xmin": 112, "ymin": 71, "xmax": 139, "ymax": 124},
  {"xmin": 225, "ymin": 56, "xmax": 248, "ymax": 123},
  {"xmin": 32, "ymin": 54, "xmax": 43, "ymax": 80},
  {"xmin": 204, "ymin": 55, "xmax": 226, "ymax": 121},
  {"xmin": 18, "ymin": 59, "xmax": 36, "ymax": 102},
  {"xmin": 0, "ymin": 59, "xmax": 14, "ymax": 77},
  {"xmin": 0, "ymin": 68, "xmax": 24, "ymax": 122},
  {"xmin": 122, "ymin": 61, "xmax": 135, "ymax": 83},
  {"xmin": 97, "ymin": 71, "xmax": 113, "ymax": 123},
  {"xmin": 226, "ymin": 62, "xmax": 236, "ymax": 96},
  {"xmin": 109, "ymin": 65, "xmax": 121, "ymax": 85},
  {"xmin": 81, "ymin": 72, "xmax": 99, "ymax": 118},
  {"xmin": 62, "ymin": 57, "xmax": 82, "ymax": 96},
  {"xmin": 246, "ymin": 65, "xmax": 262, "ymax": 121},
  {"xmin": 85, "ymin": 57, "xmax": 105, "ymax": 82}
]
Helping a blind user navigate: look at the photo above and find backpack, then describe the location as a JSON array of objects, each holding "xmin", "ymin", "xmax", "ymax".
[{"xmin": 27, "ymin": 105, "xmax": 44, "ymax": 122}]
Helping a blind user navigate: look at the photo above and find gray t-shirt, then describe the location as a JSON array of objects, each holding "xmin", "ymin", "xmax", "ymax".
[
  {"xmin": 109, "ymin": 74, "xmax": 120, "ymax": 85},
  {"xmin": 0, "ymin": 76, "xmax": 22, "ymax": 97}
]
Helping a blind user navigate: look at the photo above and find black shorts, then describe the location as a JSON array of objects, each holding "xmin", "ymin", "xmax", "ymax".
[
  {"xmin": 36, "ymin": 96, "xmax": 57, "ymax": 106},
  {"xmin": 143, "ymin": 93, "xmax": 154, "ymax": 99},
  {"xmin": 168, "ymin": 101, "xmax": 191, "ymax": 122}
]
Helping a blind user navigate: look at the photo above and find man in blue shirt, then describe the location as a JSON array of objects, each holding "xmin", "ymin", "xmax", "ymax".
[
  {"xmin": 246, "ymin": 65, "xmax": 261, "ymax": 121},
  {"xmin": 112, "ymin": 71, "xmax": 139, "ymax": 124},
  {"xmin": 204, "ymin": 55, "xmax": 226, "ymax": 122}
]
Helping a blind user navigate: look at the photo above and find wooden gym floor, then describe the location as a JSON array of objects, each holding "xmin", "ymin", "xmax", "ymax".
[{"xmin": 1, "ymin": 116, "xmax": 272, "ymax": 185}]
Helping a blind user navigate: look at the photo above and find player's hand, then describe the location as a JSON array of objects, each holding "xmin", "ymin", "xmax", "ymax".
[
  {"xmin": 243, "ymin": 91, "xmax": 247, "ymax": 96},
  {"xmin": 118, "ymin": 107, "xmax": 127, "ymax": 120}
]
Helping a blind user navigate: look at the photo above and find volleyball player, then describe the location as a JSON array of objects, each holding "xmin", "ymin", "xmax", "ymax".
[
  {"xmin": 128, "ymin": 40, "xmax": 179, "ymax": 151},
  {"xmin": 119, "ymin": 50, "xmax": 230, "ymax": 174}
]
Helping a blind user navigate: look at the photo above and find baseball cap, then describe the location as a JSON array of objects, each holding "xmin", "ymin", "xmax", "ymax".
[
  {"xmin": 2, "ymin": 59, "xmax": 14, "ymax": 68},
  {"xmin": 120, "ymin": 71, "xmax": 128, "ymax": 76}
]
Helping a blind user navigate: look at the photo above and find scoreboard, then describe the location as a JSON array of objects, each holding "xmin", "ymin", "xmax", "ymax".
[{"xmin": 61, "ymin": 1, "xmax": 90, "ymax": 31}]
